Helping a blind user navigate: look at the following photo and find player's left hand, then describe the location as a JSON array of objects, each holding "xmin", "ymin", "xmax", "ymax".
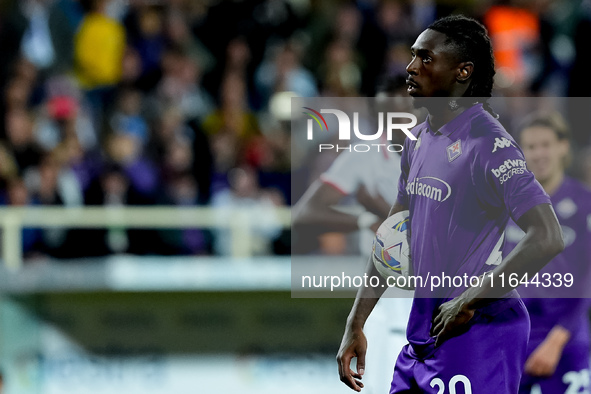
[{"xmin": 430, "ymin": 298, "xmax": 475, "ymax": 347}]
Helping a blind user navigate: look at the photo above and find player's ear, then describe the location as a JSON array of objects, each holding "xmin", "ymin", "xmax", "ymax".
[{"xmin": 457, "ymin": 62, "xmax": 474, "ymax": 82}]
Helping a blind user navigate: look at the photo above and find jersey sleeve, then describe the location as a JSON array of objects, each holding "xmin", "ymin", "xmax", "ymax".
[
  {"xmin": 474, "ymin": 135, "xmax": 551, "ymax": 222},
  {"xmin": 320, "ymin": 150, "xmax": 362, "ymax": 195},
  {"xmin": 396, "ymin": 136, "xmax": 412, "ymax": 207}
]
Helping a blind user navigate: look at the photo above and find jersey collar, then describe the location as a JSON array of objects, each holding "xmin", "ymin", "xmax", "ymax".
[{"xmin": 425, "ymin": 103, "xmax": 483, "ymax": 139}]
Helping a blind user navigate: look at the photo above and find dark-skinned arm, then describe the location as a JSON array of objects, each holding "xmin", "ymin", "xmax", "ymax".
[
  {"xmin": 336, "ymin": 200, "xmax": 407, "ymax": 392},
  {"xmin": 431, "ymin": 203, "xmax": 564, "ymax": 347}
]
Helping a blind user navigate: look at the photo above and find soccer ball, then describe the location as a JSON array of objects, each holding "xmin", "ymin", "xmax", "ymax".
[{"xmin": 372, "ymin": 210, "xmax": 414, "ymax": 290}]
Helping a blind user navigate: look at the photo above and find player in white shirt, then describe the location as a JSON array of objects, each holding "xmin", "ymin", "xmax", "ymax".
[{"xmin": 293, "ymin": 79, "xmax": 413, "ymax": 393}]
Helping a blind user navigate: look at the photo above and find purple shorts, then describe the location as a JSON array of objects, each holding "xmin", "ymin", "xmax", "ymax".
[
  {"xmin": 390, "ymin": 298, "xmax": 530, "ymax": 393},
  {"xmin": 519, "ymin": 340, "xmax": 590, "ymax": 394}
]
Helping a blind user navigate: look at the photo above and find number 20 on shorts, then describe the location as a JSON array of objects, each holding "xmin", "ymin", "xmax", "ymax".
[{"xmin": 430, "ymin": 375, "xmax": 472, "ymax": 394}]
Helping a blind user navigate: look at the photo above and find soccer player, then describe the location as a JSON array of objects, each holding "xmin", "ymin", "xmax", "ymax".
[
  {"xmin": 503, "ymin": 113, "xmax": 591, "ymax": 394},
  {"xmin": 293, "ymin": 78, "xmax": 413, "ymax": 394},
  {"xmin": 337, "ymin": 15, "xmax": 564, "ymax": 393}
]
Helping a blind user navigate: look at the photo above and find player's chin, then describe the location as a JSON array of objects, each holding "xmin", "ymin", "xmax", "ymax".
[
  {"xmin": 411, "ymin": 95, "xmax": 428, "ymax": 108},
  {"xmin": 407, "ymin": 87, "xmax": 421, "ymax": 97}
]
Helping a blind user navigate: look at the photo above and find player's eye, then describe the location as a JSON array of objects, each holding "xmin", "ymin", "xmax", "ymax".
[{"xmin": 422, "ymin": 57, "xmax": 432, "ymax": 64}]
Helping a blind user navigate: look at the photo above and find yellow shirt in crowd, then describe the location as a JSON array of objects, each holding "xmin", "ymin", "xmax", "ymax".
[{"xmin": 74, "ymin": 13, "xmax": 126, "ymax": 89}]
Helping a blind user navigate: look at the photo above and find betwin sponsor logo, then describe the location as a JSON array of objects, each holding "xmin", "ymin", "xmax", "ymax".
[
  {"xmin": 491, "ymin": 158, "xmax": 527, "ymax": 184},
  {"xmin": 406, "ymin": 176, "xmax": 452, "ymax": 202}
]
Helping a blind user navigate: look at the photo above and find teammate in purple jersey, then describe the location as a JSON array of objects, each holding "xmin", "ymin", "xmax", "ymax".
[
  {"xmin": 337, "ymin": 15, "xmax": 565, "ymax": 393},
  {"xmin": 503, "ymin": 113, "xmax": 591, "ymax": 394}
]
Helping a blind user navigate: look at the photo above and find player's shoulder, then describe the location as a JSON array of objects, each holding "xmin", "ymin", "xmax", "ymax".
[
  {"xmin": 466, "ymin": 110, "xmax": 520, "ymax": 159},
  {"xmin": 410, "ymin": 119, "xmax": 428, "ymax": 137},
  {"xmin": 468, "ymin": 109, "xmax": 513, "ymax": 143},
  {"xmin": 402, "ymin": 119, "xmax": 428, "ymax": 153}
]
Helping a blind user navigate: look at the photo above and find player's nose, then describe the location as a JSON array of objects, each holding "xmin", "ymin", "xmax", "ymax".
[{"xmin": 406, "ymin": 57, "xmax": 419, "ymax": 76}]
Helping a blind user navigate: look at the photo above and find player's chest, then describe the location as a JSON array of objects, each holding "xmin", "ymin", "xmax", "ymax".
[{"xmin": 406, "ymin": 136, "xmax": 470, "ymax": 204}]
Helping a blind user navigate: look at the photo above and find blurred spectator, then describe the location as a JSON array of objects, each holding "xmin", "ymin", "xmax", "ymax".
[
  {"xmin": 75, "ymin": 0, "xmax": 125, "ymax": 127},
  {"xmin": 23, "ymin": 152, "xmax": 83, "ymax": 256},
  {"xmin": 202, "ymin": 72, "xmax": 260, "ymax": 171},
  {"xmin": 3, "ymin": 178, "xmax": 43, "ymax": 256},
  {"xmin": 104, "ymin": 133, "xmax": 158, "ymax": 199},
  {"xmin": 1, "ymin": 0, "xmax": 590, "ymax": 260},
  {"xmin": 75, "ymin": 0, "xmax": 125, "ymax": 90},
  {"xmin": 20, "ymin": 0, "xmax": 56, "ymax": 70},
  {"xmin": 319, "ymin": 39, "xmax": 361, "ymax": 96},
  {"xmin": 157, "ymin": 172, "xmax": 211, "ymax": 255},
  {"xmin": 25, "ymin": 151, "xmax": 82, "ymax": 206},
  {"xmin": 164, "ymin": 8, "xmax": 215, "ymax": 75},
  {"xmin": 3, "ymin": 77, "xmax": 33, "ymax": 113},
  {"xmin": 211, "ymin": 167, "xmax": 283, "ymax": 256},
  {"xmin": 110, "ymin": 88, "xmax": 148, "ymax": 144},
  {"xmin": 53, "ymin": 134, "xmax": 101, "ymax": 193},
  {"xmin": 124, "ymin": 5, "xmax": 166, "ymax": 90},
  {"xmin": 4, "ymin": 109, "xmax": 43, "ymax": 174},
  {"xmin": 0, "ymin": 3, "xmax": 30, "ymax": 89},
  {"xmin": 255, "ymin": 42, "xmax": 318, "ymax": 108},
  {"xmin": 0, "ymin": 142, "xmax": 18, "ymax": 187},
  {"xmin": 36, "ymin": 91, "xmax": 97, "ymax": 151},
  {"xmin": 483, "ymin": 2, "xmax": 540, "ymax": 93},
  {"xmin": 154, "ymin": 48, "xmax": 214, "ymax": 122}
]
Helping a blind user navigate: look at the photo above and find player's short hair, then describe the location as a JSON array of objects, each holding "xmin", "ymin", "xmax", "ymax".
[
  {"xmin": 518, "ymin": 111, "xmax": 572, "ymax": 167},
  {"xmin": 518, "ymin": 112, "xmax": 571, "ymax": 141},
  {"xmin": 427, "ymin": 15, "xmax": 497, "ymax": 116}
]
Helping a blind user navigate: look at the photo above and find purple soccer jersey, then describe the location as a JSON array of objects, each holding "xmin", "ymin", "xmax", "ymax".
[
  {"xmin": 396, "ymin": 103, "xmax": 551, "ymax": 358},
  {"xmin": 504, "ymin": 177, "xmax": 591, "ymax": 394}
]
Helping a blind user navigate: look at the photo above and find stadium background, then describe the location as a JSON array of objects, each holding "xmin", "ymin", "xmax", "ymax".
[{"xmin": 0, "ymin": 0, "xmax": 590, "ymax": 393}]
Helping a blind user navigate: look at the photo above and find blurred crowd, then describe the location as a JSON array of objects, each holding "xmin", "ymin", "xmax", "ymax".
[{"xmin": 0, "ymin": 0, "xmax": 591, "ymax": 259}]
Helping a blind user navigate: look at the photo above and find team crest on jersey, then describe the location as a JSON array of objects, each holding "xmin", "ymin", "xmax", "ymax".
[{"xmin": 447, "ymin": 140, "xmax": 462, "ymax": 162}]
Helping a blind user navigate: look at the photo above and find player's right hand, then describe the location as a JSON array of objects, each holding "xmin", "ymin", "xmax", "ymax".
[{"xmin": 337, "ymin": 327, "xmax": 367, "ymax": 392}]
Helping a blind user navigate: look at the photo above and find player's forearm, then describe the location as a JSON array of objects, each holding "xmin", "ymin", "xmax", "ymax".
[
  {"xmin": 346, "ymin": 258, "xmax": 389, "ymax": 330},
  {"xmin": 294, "ymin": 204, "xmax": 376, "ymax": 233},
  {"xmin": 546, "ymin": 326, "xmax": 571, "ymax": 349},
  {"xmin": 460, "ymin": 205, "xmax": 564, "ymax": 309},
  {"xmin": 459, "ymin": 230, "xmax": 563, "ymax": 309}
]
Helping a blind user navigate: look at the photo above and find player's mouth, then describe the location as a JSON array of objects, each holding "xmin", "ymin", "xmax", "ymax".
[{"xmin": 406, "ymin": 79, "xmax": 419, "ymax": 94}]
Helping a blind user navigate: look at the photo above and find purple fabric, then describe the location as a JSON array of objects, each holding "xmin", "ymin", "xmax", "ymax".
[
  {"xmin": 390, "ymin": 298, "xmax": 530, "ymax": 393},
  {"xmin": 503, "ymin": 177, "xmax": 591, "ymax": 392},
  {"xmin": 519, "ymin": 342, "xmax": 590, "ymax": 394},
  {"xmin": 124, "ymin": 158, "xmax": 159, "ymax": 196},
  {"xmin": 397, "ymin": 103, "xmax": 551, "ymax": 357}
]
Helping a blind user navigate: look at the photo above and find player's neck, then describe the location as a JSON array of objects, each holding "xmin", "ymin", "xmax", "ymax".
[
  {"xmin": 426, "ymin": 105, "xmax": 468, "ymax": 131},
  {"xmin": 540, "ymin": 171, "xmax": 565, "ymax": 196}
]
